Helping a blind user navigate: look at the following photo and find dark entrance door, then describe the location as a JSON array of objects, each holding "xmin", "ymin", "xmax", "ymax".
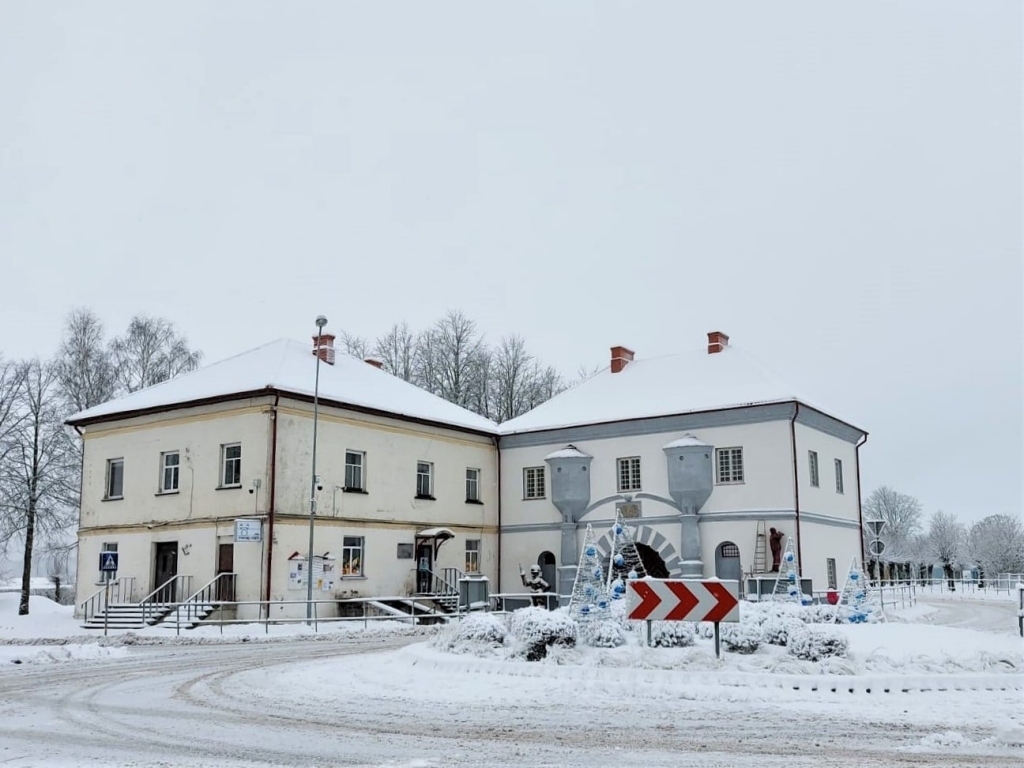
[
  {"xmin": 715, "ymin": 541, "xmax": 742, "ymax": 583},
  {"xmin": 217, "ymin": 543, "xmax": 235, "ymax": 601},
  {"xmin": 154, "ymin": 542, "xmax": 178, "ymax": 602},
  {"xmin": 415, "ymin": 543, "xmax": 433, "ymax": 593}
]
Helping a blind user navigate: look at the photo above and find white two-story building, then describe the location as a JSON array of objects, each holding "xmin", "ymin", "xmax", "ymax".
[
  {"xmin": 498, "ymin": 332, "xmax": 868, "ymax": 600},
  {"xmin": 69, "ymin": 334, "xmax": 499, "ymax": 621},
  {"xmin": 69, "ymin": 329, "xmax": 866, "ymax": 621}
]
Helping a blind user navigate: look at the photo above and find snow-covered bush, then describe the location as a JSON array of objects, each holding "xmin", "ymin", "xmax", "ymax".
[
  {"xmin": 720, "ymin": 623, "xmax": 762, "ymax": 654},
  {"xmin": 695, "ymin": 622, "xmax": 717, "ymax": 639},
  {"xmin": 509, "ymin": 607, "xmax": 577, "ymax": 661},
  {"xmin": 580, "ymin": 619, "xmax": 627, "ymax": 648},
  {"xmin": 649, "ymin": 621, "xmax": 695, "ymax": 648},
  {"xmin": 787, "ymin": 626, "xmax": 849, "ymax": 661},
  {"xmin": 761, "ymin": 617, "xmax": 803, "ymax": 646},
  {"xmin": 453, "ymin": 612, "xmax": 507, "ymax": 645},
  {"xmin": 800, "ymin": 604, "xmax": 838, "ymax": 624}
]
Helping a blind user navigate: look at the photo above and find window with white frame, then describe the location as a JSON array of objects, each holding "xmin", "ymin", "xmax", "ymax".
[
  {"xmin": 523, "ymin": 467, "xmax": 545, "ymax": 499},
  {"xmin": 465, "ymin": 468, "xmax": 480, "ymax": 502},
  {"xmin": 341, "ymin": 536, "xmax": 364, "ymax": 576},
  {"xmin": 345, "ymin": 451, "xmax": 365, "ymax": 491},
  {"xmin": 416, "ymin": 462, "xmax": 433, "ymax": 498},
  {"xmin": 617, "ymin": 456, "xmax": 642, "ymax": 492},
  {"xmin": 105, "ymin": 459, "xmax": 124, "ymax": 499},
  {"xmin": 716, "ymin": 447, "xmax": 744, "ymax": 484},
  {"xmin": 826, "ymin": 557, "xmax": 837, "ymax": 590},
  {"xmin": 160, "ymin": 451, "xmax": 180, "ymax": 493},
  {"xmin": 220, "ymin": 444, "xmax": 241, "ymax": 487},
  {"xmin": 834, "ymin": 459, "xmax": 844, "ymax": 494},
  {"xmin": 465, "ymin": 539, "xmax": 480, "ymax": 573},
  {"xmin": 808, "ymin": 450, "xmax": 819, "ymax": 488}
]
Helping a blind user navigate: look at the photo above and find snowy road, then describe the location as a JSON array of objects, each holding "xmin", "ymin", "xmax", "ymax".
[
  {"xmin": 0, "ymin": 608, "xmax": 1021, "ymax": 767},
  {"xmin": 914, "ymin": 594, "xmax": 1020, "ymax": 634}
]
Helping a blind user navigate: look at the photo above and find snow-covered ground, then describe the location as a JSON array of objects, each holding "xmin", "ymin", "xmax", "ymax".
[{"xmin": 0, "ymin": 591, "xmax": 1021, "ymax": 766}]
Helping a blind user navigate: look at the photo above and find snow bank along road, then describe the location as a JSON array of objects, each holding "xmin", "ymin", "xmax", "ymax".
[{"xmin": 0, "ymin": 620, "xmax": 1021, "ymax": 766}]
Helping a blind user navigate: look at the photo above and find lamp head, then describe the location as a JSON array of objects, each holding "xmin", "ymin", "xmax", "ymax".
[{"xmin": 315, "ymin": 315, "xmax": 328, "ymax": 329}]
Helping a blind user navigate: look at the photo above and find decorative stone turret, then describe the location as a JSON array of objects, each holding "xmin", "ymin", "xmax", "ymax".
[
  {"xmin": 545, "ymin": 445, "xmax": 593, "ymax": 604},
  {"xmin": 662, "ymin": 434, "xmax": 714, "ymax": 578}
]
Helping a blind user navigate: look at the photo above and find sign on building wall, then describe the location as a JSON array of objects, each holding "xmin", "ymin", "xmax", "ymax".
[
  {"xmin": 287, "ymin": 553, "xmax": 335, "ymax": 592},
  {"xmin": 234, "ymin": 518, "xmax": 262, "ymax": 542},
  {"xmin": 617, "ymin": 501, "xmax": 641, "ymax": 519}
]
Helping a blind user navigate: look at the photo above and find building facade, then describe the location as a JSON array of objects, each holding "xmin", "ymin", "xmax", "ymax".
[{"xmin": 70, "ymin": 330, "xmax": 866, "ymax": 618}]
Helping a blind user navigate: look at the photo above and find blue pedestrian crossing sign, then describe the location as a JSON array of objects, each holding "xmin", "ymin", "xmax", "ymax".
[{"xmin": 99, "ymin": 551, "xmax": 119, "ymax": 572}]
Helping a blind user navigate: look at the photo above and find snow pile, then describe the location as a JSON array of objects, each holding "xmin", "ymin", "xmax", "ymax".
[
  {"xmin": 720, "ymin": 622, "xmax": 762, "ymax": 654},
  {"xmin": 761, "ymin": 617, "xmax": 804, "ymax": 646},
  {"xmin": 0, "ymin": 643, "xmax": 128, "ymax": 666},
  {"xmin": 579, "ymin": 619, "xmax": 627, "ymax": 648},
  {"xmin": 787, "ymin": 626, "xmax": 850, "ymax": 661},
  {"xmin": 433, "ymin": 613, "xmax": 507, "ymax": 656}
]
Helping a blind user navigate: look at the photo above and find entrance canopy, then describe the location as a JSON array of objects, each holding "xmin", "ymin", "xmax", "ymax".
[{"xmin": 416, "ymin": 527, "xmax": 455, "ymax": 541}]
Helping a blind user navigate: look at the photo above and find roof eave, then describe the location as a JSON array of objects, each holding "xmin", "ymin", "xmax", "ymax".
[
  {"xmin": 67, "ymin": 386, "xmax": 499, "ymax": 437},
  {"xmin": 499, "ymin": 398, "xmax": 867, "ymax": 440}
]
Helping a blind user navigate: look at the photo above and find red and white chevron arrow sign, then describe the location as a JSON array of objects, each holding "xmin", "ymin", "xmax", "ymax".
[{"xmin": 626, "ymin": 579, "xmax": 740, "ymax": 623}]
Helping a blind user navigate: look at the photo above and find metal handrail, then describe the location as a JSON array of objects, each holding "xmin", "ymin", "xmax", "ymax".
[
  {"xmin": 139, "ymin": 574, "xmax": 193, "ymax": 625},
  {"xmin": 78, "ymin": 577, "xmax": 134, "ymax": 623},
  {"xmin": 167, "ymin": 572, "xmax": 237, "ymax": 633}
]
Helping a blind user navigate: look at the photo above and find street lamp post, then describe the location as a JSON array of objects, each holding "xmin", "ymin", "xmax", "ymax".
[{"xmin": 306, "ymin": 315, "xmax": 328, "ymax": 625}]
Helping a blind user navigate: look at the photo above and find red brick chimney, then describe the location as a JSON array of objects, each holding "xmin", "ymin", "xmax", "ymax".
[
  {"xmin": 364, "ymin": 357, "xmax": 384, "ymax": 370},
  {"xmin": 707, "ymin": 331, "xmax": 729, "ymax": 354},
  {"xmin": 610, "ymin": 346, "xmax": 635, "ymax": 373},
  {"xmin": 312, "ymin": 333, "xmax": 336, "ymax": 365}
]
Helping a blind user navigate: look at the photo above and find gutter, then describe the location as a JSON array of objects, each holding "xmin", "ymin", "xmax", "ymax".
[
  {"xmin": 789, "ymin": 403, "xmax": 803, "ymax": 567},
  {"xmin": 495, "ymin": 434, "xmax": 501, "ymax": 593},
  {"xmin": 855, "ymin": 433, "xmax": 868, "ymax": 566},
  {"xmin": 264, "ymin": 394, "xmax": 280, "ymax": 619}
]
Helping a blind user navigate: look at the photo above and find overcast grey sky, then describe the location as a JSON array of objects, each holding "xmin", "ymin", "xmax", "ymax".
[{"xmin": 1, "ymin": 2, "xmax": 1020, "ymax": 524}]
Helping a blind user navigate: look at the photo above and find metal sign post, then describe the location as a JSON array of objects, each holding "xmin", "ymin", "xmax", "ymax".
[
  {"xmin": 714, "ymin": 622, "xmax": 721, "ymax": 659},
  {"xmin": 98, "ymin": 551, "xmax": 119, "ymax": 638}
]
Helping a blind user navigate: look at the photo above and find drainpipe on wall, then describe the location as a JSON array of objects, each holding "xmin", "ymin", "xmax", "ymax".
[
  {"xmin": 855, "ymin": 433, "xmax": 868, "ymax": 566},
  {"xmin": 789, "ymin": 403, "xmax": 803, "ymax": 568},
  {"xmin": 264, "ymin": 394, "xmax": 280, "ymax": 620},
  {"xmin": 495, "ymin": 435, "xmax": 501, "ymax": 594},
  {"xmin": 73, "ymin": 425, "xmax": 85, "ymax": 602}
]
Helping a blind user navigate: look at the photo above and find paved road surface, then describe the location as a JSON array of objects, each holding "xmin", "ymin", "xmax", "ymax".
[{"xmin": 0, "ymin": 605, "xmax": 1020, "ymax": 767}]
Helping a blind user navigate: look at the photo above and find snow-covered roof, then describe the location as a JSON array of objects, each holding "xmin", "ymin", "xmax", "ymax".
[
  {"xmin": 499, "ymin": 345, "xmax": 859, "ymax": 436},
  {"xmin": 663, "ymin": 434, "xmax": 711, "ymax": 449},
  {"xmin": 544, "ymin": 445, "xmax": 593, "ymax": 460},
  {"xmin": 67, "ymin": 338, "xmax": 497, "ymax": 434}
]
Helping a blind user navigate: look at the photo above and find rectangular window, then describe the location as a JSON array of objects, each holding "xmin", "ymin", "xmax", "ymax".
[
  {"xmin": 465, "ymin": 468, "xmax": 480, "ymax": 502},
  {"xmin": 523, "ymin": 467, "xmax": 546, "ymax": 499},
  {"xmin": 100, "ymin": 542, "xmax": 117, "ymax": 581},
  {"xmin": 342, "ymin": 536, "xmax": 364, "ymax": 576},
  {"xmin": 835, "ymin": 459, "xmax": 844, "ymax": 494},
  {"xmin": 416, "ymin": 462, "xmax": 433, "ymax": 498},
  {"xmin": 465, "ymin": 539, "xmax": 480, "ymax": 573},
  {"xmin": 396, "ymin": 543, "xmax": 414, "ymax": 559},
  {"xmin": 221, "ymin": 444, "xmax": 241, "ymax": 487},
  {"xmin": 345, "ymin": 451, "xmax": 365, "ymax": 491},
  {"xmin": 716, "ymin": 447, "xmax": 744, "ymax": 484},
  {"xmin": 616, "ymin": 456, "xmax": 642, "ymax": 492},
  {"xmin": 827, "ymin": 557, "xmax": 837, "ymax": 590},
  {"xmin": 105, "ymin": 459, "xmax": 124, "ymax": 499},
  {"xmin": 160, "ymin": 451, "xmax": 180, "ymax": 493},
  {"xmin": 808, "ymin": 450, "xmax": 819, "ymax": 488}
]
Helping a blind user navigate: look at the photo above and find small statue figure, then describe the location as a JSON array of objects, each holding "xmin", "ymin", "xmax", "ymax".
[
  {"xmin": 769, "ymin": 527, "xmax": 784, "ymax": 572},
  {"xmin": 520, "ymin": 564, "xmax": 550, "ymax": 607}
]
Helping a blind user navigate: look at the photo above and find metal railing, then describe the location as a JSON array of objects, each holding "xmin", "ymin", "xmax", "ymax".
[
  {"xmin": 139, "ymin": 574, "xmax": 193, "ymax": 626},
  {"xmin": 489, "ymin": 591, "xmax": 559, "ymax": 612},
  {"xmin": 166, "ymin": 572, "xmax": 237, "ymax": 633},
  {"xmin": 868, "ymin": 576, "xmax": 1023, "ymax": 596},
  {"xmin": 78, "ymin": 577, "xmax": 134, "ymax": 624}
]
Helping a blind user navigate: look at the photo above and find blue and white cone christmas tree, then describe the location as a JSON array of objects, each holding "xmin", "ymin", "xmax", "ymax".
[
  {"xmin": 568, "ymin": 524, "xmax": 611, "ymax": 622},
  {"xmin": 770, "ymin": 537, "xmax": 810, "ymax": 605},
  {"xmin": 832, "ymin": 556, "xmax": 886, "ymax": 624},
  {"xmin": 604, "ymin": 510, "xmax": 647, "ymax": 599}
]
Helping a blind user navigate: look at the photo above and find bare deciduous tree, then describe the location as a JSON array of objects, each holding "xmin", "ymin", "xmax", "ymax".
[
  {"xmin": 337, "ymin": 330, "xmax": 370, "ymax": 360},
  {"xmin": 55, "ymin": 308, "xmax": 117, "ymax": 414},
  {"xmin": 418, "ymin": 310, "xmax": 485, "ymax": 408},
  {"xmin": 862, "ymin": 486, "xmax": 923, "ymax": 562},
  {"xmin": 0, "ymin": 360, "xmax": 77, "ymax": 614},
  {"xmin": 0, "ymin": 357, "xmax": 28, "ymax": 466},
  {"xmin": 967, "ymin": 514, "xmax": 1024, "ymax": 579},
  {"xmin": 491, "ymin": 335, "xmax": 536, "ymax": 423},
  {"xmin": 109, "ymin": 315, "xmax": 203, "ymax": 393},
  {"xmin": 373, "ymin": 322, "xmax": 415, "ymax": 382},
  {"xmin": 925, "ymin": 510, "xmax": 965, "ymax": 589}
]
